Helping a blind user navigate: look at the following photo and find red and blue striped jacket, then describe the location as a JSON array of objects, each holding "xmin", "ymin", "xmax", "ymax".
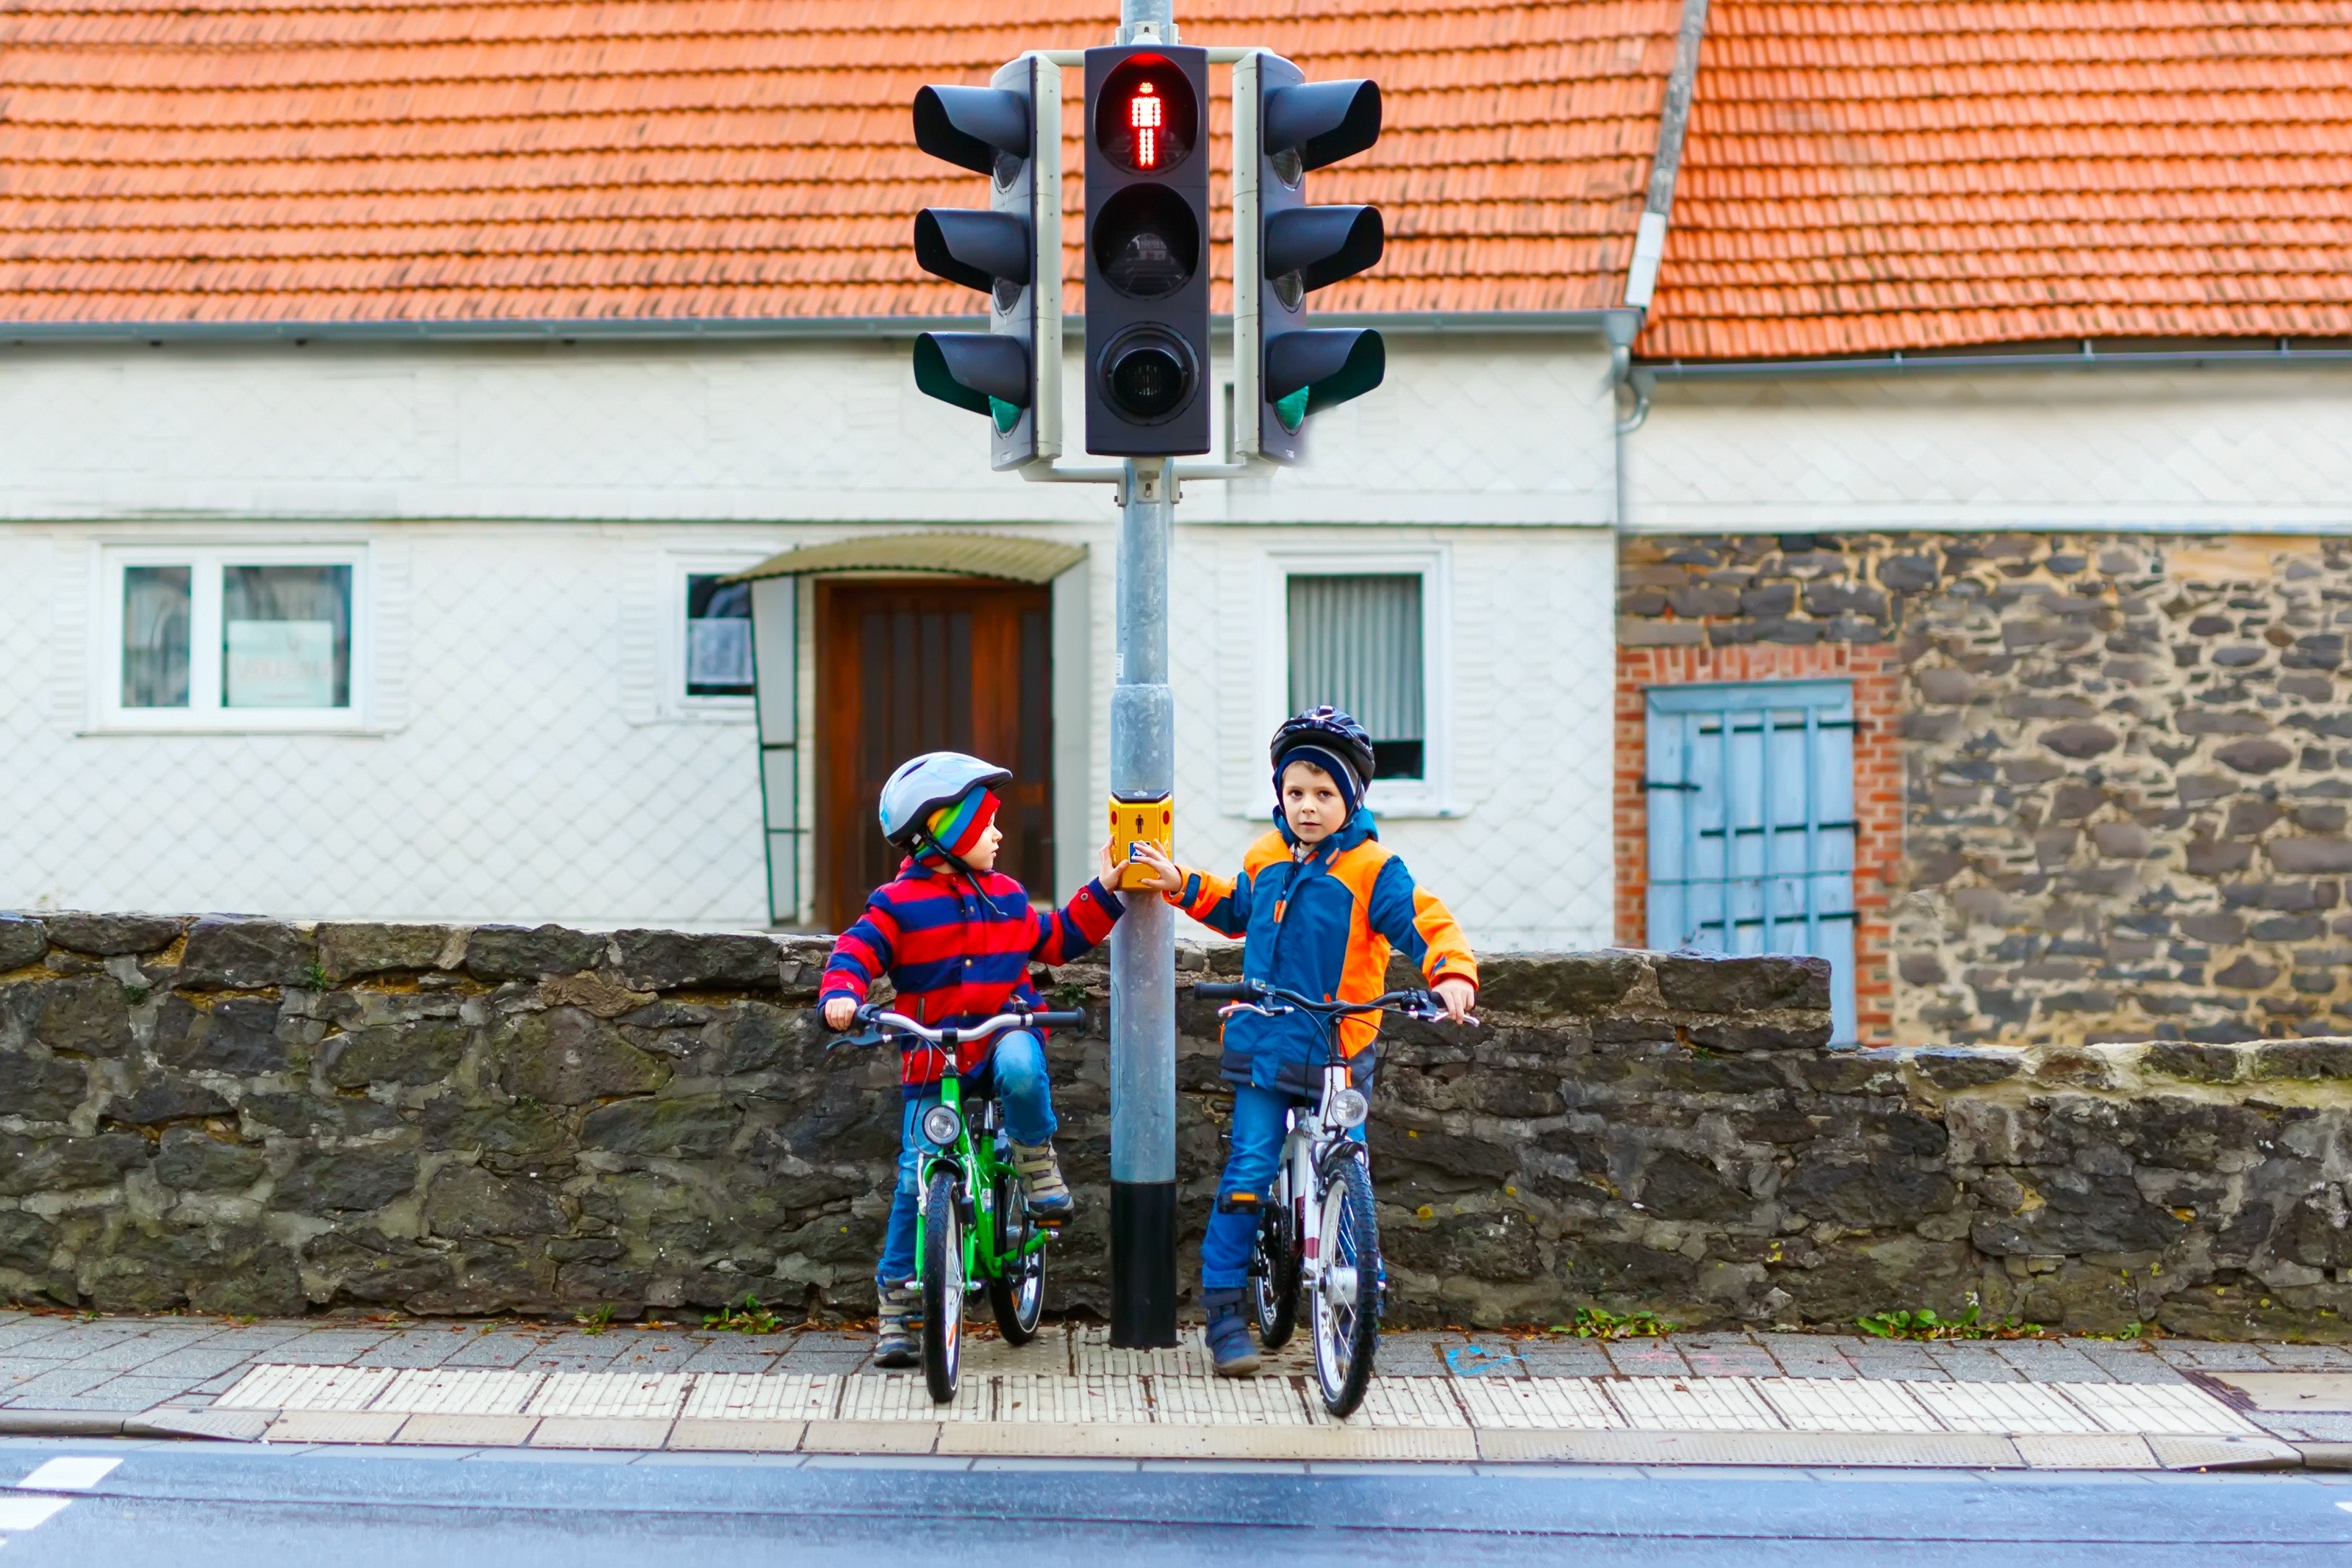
[{"xmin": 820, "ymin": 860, "xmax": 1124, "ymax": 1090}]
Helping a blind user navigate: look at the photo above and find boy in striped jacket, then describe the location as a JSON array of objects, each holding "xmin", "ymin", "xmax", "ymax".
[{"xmin": 820, "ymin": 751, "xmax": 1127, "ymax": 1367}]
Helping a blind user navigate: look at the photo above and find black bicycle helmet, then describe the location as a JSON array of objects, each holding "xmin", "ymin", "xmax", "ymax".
[{"xmin": 1269, "ymin": 706, "xmax": 1377, "ymax": 801}]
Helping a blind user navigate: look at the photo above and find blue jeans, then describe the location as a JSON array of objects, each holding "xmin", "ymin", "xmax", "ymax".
[
  {"xmin": 875, "ymin": 1029, "xmax": 1055, "ymax": 1290},
  {"xmin": 1200, "ymin": 1083, "xmax": 1367, "ymax": 1292}
]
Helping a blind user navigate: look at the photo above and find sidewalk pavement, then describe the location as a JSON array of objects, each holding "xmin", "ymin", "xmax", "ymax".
[{"xmin": 4, "ymin": 1310, "xmax": 2351, "ymax": 1470}]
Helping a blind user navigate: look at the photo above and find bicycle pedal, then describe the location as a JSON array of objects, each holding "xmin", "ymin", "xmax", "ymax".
[{"xmin": 1033, "ymin": 1212, "xmax": 1071, "ymax": 1231}]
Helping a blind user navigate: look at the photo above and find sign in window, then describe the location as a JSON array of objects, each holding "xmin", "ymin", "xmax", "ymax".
[
  {"xmin": 223, "ymin": 565, "xmax": 351, "ymax": 708},
  {"xmin": 686, "ymin": 574, "xmax": 756, "ymax": 697}
]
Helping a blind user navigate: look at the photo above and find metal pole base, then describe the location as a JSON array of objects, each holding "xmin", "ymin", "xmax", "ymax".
[{"xmin": 1108, "ymin": 1179, "xmax": 1178, "ymax": 1347}]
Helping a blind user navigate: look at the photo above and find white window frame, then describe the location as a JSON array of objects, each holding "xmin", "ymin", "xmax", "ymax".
[
  {"xmin": 662, "ymin": 549, "xmax": 770, "ymax": 721},
  {"xmin": 1255, "ymin": 544, "xmax": 1454, "ymax": 818},
  {"xmin": 91, "ymin": 542, "xmax": 373, "ymax": 733}
]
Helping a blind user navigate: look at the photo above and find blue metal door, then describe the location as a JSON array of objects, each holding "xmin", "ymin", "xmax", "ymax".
[{"xmin": 1645, "ymin": 680, "xmax": 1857, "ymax": 1043}]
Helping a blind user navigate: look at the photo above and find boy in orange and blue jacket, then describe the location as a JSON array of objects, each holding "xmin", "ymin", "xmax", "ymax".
[{"xmin": 1129, "ymin": 706, "xmax": 1476, "ymax": 1374}]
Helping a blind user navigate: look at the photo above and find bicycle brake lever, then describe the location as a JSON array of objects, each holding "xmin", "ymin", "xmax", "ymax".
[{"xmin": 826, "ymin": 1028, "xmax": 889, "ymax": 1051}]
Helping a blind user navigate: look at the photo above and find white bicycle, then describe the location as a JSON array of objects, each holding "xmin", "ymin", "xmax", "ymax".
[{"xmin": 1191, "ymin": 980, "xmax": 1464, "ymax": 1417}]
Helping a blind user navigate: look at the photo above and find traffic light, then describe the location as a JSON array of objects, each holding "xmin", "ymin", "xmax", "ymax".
[
  {"xmin": 1083, "ymin": 45, "xmax": 1212, "ymax": 457},
  {"xmin": 1237, "ymin": 54, "xmax": 1385, "ymax": 462},
  {"xmin": 911, "ymin": 56, "xmax": 1060, "ymax": 469}
]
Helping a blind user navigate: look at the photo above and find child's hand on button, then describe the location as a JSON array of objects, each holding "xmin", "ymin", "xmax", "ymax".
[
  {"xmin": 1125, "ymin": 839, "xmax": 1184, "ymax": 893},
  {"xmin": 822, "ymin": 998, "xmax": 857, "ymax": 1031}
]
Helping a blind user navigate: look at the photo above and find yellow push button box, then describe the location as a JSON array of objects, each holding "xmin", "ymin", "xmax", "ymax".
[{"xmin": 1108, "ymin": 794, "xmax": 1173, "ymax": 890}]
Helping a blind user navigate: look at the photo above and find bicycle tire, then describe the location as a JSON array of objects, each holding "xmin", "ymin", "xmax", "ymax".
[
  {"xmin": 986, "ymin": 1170, "xmax": 1045, "ymax": 1344},
  {"xmin": 1249, "ymin": 1183, "xmax": 1301, "ymax": 1349},
  {"xmin": 1309, "ymin": 1149, "xmax": 1381, "ymax": 1417},
  {"xmin": 921, "ymin": 1166, "xmax": 964, "ymax": 1403}
]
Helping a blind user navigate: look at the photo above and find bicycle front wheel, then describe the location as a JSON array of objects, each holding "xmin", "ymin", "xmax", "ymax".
[
  {"xmin": 1309, "ymin": 1150, "xmax": 1380, "ymax": 1417},
  {"xmin": 921, "ymin": 1167, "xmax": 964, "ymax": 1403}
]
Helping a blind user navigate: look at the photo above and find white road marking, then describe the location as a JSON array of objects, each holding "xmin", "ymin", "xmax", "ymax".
[
  {"xmin": 15, "ymin": 1457, "xmax": 120, "ymax": 1492},
  {"xmin": 0, "ymin": 1495, "xmax": 71, "ymax": 1529}
]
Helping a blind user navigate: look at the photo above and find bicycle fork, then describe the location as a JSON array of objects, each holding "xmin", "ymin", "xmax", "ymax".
[{"xmin": 1295, "ymin": 1062, "xmax": 1369, "ymax": 1309}]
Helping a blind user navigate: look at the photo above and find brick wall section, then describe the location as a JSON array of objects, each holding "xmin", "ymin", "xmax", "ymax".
[
  {"xmin": 1616, "ymin": 641, "xmax": 1902, "ymax": 1043},
  {"xmin": 1619, "ymin": 533, "xmax": 2352, "ymax": 1046}
]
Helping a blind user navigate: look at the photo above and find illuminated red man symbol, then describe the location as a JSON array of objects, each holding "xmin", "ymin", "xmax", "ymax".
[{"xmin": 1130, "ymin": 82, "xmax": 1162, "ymax": 168}]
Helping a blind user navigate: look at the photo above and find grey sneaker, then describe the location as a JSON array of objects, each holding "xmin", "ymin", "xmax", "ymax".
[
  {"xmin": 875, "ymin": 1281, "xmax": 922, "ymax": 1368},
  {"xmin": 1008, "ymin": 1140, "xmax": 1074, "ymax": 1223}
]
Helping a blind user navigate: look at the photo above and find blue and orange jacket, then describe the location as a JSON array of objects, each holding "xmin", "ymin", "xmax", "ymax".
[
  {"xmin": 820, "ymin": 861, "xmax": 1124, "ymax": 1092},
  {"xmin": 1165, "ymin": 809, "xmax": 1476, "ymax": 1094}
]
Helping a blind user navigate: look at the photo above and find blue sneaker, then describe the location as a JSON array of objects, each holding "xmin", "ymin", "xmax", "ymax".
[{"xmin": 1202, "ymin": 1289, "xmax": 1261, "ymax": 1376}]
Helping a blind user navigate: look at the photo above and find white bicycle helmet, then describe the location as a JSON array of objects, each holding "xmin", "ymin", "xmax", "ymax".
[{"xmin": 878, "ymin": 751, "xmax": 1013, "ymax": 849}]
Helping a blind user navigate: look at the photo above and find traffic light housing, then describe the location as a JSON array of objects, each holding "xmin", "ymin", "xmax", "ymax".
[
  {"xmin": 911, "ymin": 56, "xmax": 1061, "ymax": 469},
  {"xmin": 1237, "ymin": 54, "xmax": 1385, "ymax": 462},
  {"xmin": 1083, "ymin": 45, "xmax": 1212, "ymax": 458}
]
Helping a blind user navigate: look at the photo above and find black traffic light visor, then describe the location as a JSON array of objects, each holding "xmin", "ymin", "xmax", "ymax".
[
  {"xmin": 914, "ymin": 333, "xmax": 1031, "ymax": 418},
  {"xmin": 913, "ymin": 84, "xmax": 1031, "ymax": 176},
  {"xmin": 914, "ymin": 209, "xmax": 1032, "ymax": 293},
  {"xmin": 1263, "ymin": 205, "xmax": 1384, "ymax": 293},
  {"xmin": 1262, "ymin": 79, "xmax": 1382, "ymax": 172},
  {"xmin": 1265, "ymin": 328, "xmax": 1385, "ymax": 414}
]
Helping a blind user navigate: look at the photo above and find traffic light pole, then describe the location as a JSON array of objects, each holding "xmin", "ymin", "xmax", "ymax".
[
  {"xmin": 1108, "ymin": 458, "xmax": 1177, "ymax": 1348},
  {"xmin": 1102, "ymin": 0, "xmax": 1181, "ymax": 1351}
]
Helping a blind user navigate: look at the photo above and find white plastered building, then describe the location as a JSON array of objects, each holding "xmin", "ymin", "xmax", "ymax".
[{"xmin": 0, "ymin": 325, "xmax": 1625, "ymax": 949}]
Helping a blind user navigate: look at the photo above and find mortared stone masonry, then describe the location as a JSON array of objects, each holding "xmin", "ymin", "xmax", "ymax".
[{"xmin": 4, "ymin": 913, "xmax": 2351, "ymax": 1339}]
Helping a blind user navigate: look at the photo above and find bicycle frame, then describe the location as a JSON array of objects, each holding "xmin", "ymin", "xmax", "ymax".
[
  {"xmin": 837, "ymin": 1004, "xmax": 1078, "ymax": 1290},
  {"xmin": 911, "ymin": 1073, "xmax": 1050, "ymax": 1286},
  {"xmin": 1203, "ymin": 982, "xmax": 1469, "ymax": 1301}
]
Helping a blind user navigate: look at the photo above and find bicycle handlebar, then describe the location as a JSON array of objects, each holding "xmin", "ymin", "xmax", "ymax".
[
  {"xmin": 1190, "ymin": 979, "xmax": 1454, "ymax": 1021},
  {"xmin": 835, "ymin": 1004, "xmax": 1086, "ymax": 1047}
]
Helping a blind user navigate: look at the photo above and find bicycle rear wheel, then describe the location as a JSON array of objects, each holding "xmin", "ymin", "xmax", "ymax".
[
  {"xmin": 920, "ymin": 1167, "xmax": 964, "ymax": 1403},
  {"xmin": 1309, "ymin": 1149, "xmax": 1380, "ymax": 1417},
  {"xmin": 1249, "ymin": 1173, "xmax": 1300, "ymax": 1350},
  {"xmin": 986, "ymin": 1170, "xmax": 1044, "ymax": 1344}
]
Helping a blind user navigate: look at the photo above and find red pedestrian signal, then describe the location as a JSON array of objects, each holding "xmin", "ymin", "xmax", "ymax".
[{"xmin": 1083, "ymin": 46, "xmax": 1211, "ymax": 456}]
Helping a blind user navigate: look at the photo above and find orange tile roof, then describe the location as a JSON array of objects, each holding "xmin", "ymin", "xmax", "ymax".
[
  {"xmin": 0, "ymin": 0, "xmax": 1682, "ymax": 323},
  {"xmin": 1638, "ymin": 1, "xmax": 2352, "ymax": 359}
]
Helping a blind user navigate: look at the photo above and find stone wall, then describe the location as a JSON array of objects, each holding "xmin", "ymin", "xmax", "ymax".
[
  {"xmin": 5, "ymin": 913, "xmax": 2351, "ymax": 1337},
  {"xmin": 1618, "ymin": 532, "xmax": 2352, "ymax": 1046}
]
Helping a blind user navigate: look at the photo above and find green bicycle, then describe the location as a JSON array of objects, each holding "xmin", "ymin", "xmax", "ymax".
[{"xmin": 844, "ymin": 1001, "xmax": 1083, "ymax": 1403}]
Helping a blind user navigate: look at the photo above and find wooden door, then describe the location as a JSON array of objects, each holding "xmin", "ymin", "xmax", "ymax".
[{"xmin": 817, "ymin": 578, "xmax": 1053, "ymax": 932}]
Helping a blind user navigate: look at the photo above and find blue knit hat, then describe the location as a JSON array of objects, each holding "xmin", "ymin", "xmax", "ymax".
[{"xmin": 1274, "ymin": 744, "xmax": 1364, "ymax": 819}]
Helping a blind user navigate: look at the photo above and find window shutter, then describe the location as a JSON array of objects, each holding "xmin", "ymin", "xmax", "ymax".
[{"xmin": 1646, "ymin": 679, "xmax": 1857, "ymax": 1043}]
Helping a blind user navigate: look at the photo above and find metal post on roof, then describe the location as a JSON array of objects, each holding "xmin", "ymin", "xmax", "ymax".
[{"xmin": 1105, "ymin": 0, "xmax": 1182, "ymax": 1352}]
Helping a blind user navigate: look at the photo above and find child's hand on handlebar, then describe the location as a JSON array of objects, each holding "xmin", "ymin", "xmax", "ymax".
[
  {"xmin": 822, "ymin": 998, "xmax": 858, "ymax": 1031},
  {"xmin": 1433, "ymin": 977, "xmax": 1476, "ymax": 1024}
]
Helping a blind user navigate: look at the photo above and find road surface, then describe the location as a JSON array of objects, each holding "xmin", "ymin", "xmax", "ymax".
[{"xmin": 0, "ymin": 1439, "xmax": 2347, "ymax": 1565}]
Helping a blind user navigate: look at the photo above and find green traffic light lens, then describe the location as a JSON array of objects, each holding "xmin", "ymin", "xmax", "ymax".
[
  {"xmin": 989, "ymin": 396, "xmax": 1022, "ymax": 434},
  {"xmin": 1274, "ymin": 386, "xmax": 1309, "ymax": 433}
]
